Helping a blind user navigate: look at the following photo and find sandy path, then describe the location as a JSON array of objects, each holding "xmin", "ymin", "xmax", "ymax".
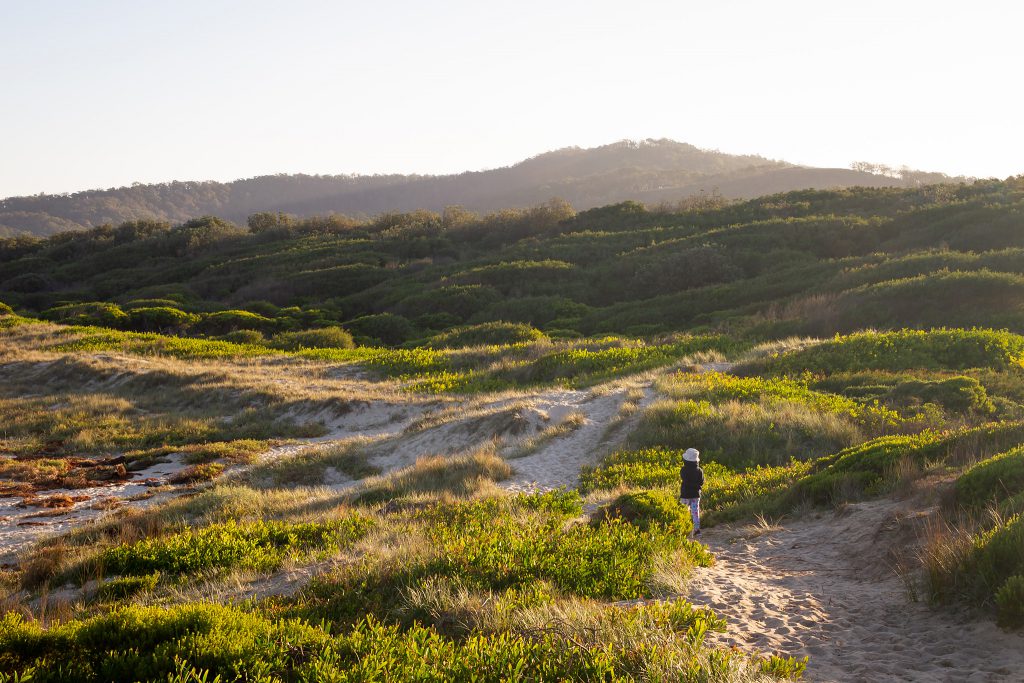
[
  {"xmin": 688, "ymin": 498, "xmax": 1024, "ymax": 682},
  {"xmin": 501, "ymin": 382, "xmax": 655, "ymax": 493}
]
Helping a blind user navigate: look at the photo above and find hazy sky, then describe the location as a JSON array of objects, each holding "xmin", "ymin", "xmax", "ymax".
[{"xmin": 1, "ymin": 0, "xmax": 1021, "ymax": 197}]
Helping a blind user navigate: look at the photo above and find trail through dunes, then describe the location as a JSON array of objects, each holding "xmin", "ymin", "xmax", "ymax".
[
  {"xmin": 500, "ymin": 382, "xmax": 656, "ymax": 493},
  {"xmin": 688, "ymin": 498, "xmax": 1024, "ymax": 682}
]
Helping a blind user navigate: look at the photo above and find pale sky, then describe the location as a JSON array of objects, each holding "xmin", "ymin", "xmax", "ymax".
[{"xmin": 1, "ymin": 0, "xmax": 1021, "ymax": 198}]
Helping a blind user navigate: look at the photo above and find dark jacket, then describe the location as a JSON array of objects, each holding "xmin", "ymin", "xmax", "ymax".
[{"xmin": 680, "ymin": 461, "xmax": 704, "ymax": 499}]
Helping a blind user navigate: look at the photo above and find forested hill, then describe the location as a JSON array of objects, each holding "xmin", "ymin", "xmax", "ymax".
[
  {"xmin": 3, "ymin": 179, "xmax": 1023, "ymax": 347},
  {"xmin": 0, "ymin": 139, "xmax": 951, "ymax": 238}
]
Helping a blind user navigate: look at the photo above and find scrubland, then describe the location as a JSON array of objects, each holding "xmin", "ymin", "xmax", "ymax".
[{"xmin": 2, "ymin": 181, "xmax": 1024, "ymax": 680}]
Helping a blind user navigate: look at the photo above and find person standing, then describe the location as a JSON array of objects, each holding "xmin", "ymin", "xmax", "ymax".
[{"xmin": 679, "ymin": 448, "xmax": 704, "ymax": 536}]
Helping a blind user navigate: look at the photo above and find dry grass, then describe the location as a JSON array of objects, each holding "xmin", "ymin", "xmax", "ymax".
[
  {"xmin": 632, "ymin": 398, "xmax": 863, "ymax": 467},
  {"xmin": 352, "ymin": 446, "xmax": 512, "ymax": 504},
  {"xmin": 647, "ymin": 547, "xmax": 698, "ymax": 596},
  {"xmin": 599, "ymin": 385, "xmax": 653, "ymax": 444},
  {"xmin": 735, "ymin": 336, "xmax": 823, "ymax": 364},
  {"xmin": 731, "ymin": 513, "xmax": 785, "ymax": 541},
  {"xmin": 243, "ymin": 439, "xmax": 381, "ymax": 487},
  {"xmin": 918, "ymin": 510, "xmax": 980, "ymax": 601},
  {"xmin": 504, "ymin": 411, "xmax": 586, "ymax": 459},
  {"xmin": 0, "ymin": 322, "xmax": 430, "ymax": 409},
  {"xmin": 403, "ymin": 398, "xmax": 534, "ymax": 435},
  {"xmin": 762, "ymin": 293, "xmax": 842, "ymax": 331},
  {"xmin": 889, "ymin": 454, "xmax": 922, "ymax": 493}
]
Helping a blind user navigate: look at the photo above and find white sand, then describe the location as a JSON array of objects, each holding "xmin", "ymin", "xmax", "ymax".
[
  {"xmin": 687, "ymin": 498, "xmax": 1024, "ymax": 682},
  {"xmin": 501, "ymin": 382, "xmax": 656, "ymax": 493}
]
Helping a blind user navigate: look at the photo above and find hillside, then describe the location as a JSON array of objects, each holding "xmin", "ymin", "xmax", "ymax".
[
  {"xmin": 0, "ymin": 139, "xmax": 949, "ymax": 238},
  {"xmin": 3, "ymin": 178, "xmax": 1023, "ymax": 347}
]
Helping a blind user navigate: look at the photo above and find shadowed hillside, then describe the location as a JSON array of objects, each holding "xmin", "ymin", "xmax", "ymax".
[
  {"xmin": 0, "ymin": 139, "xmax": 954, "ymax": 238},
  {"xmin": 3, "ymin": 178, "xmax": 1021, "ymax": 346}
]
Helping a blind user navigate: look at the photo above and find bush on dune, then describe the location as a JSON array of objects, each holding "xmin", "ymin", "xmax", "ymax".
[
  {"xmin": 815, "ymin": 373, "xmax": 998, "ymax": 418},
  {"xmin": 927, "ymin": 514, "xmax": 1024, "ymax": 629},
  {"xmin": 597, "ymin": 489, "xmax": 691, "ymax": 534},
  {"xmin": 788, "ymin": 421, "xmax": 1024, "ymax": 508},
  {"xmin": 99, "ymin": 516, "xmax": 374, "ymax": 577},
  {"xmin": 345, "ymin": 312, "xmax": 418, "ymax": 346},
  {"xmin": 40, "ymin": 301, "xmax": 128, "ymax": 328},
  {"xmin": 781, "ymin": 270, "xmax": 1024, "ymax": 335},
  {"xmin": 269, "ymin": 325, "xmax": 355, "ymax": 350},
  {"xmin": 215, "ymin": 328, "xmax": 265, "ymax": 344},
  {"xmin": 423, "ymin": 321, "xmax": 547, "ymax": 349},
  {"xmin": 632, "ymin": 398, "xmax": 862, "ymax": 468},
  {"xmin": 956, "ymin": 447, "xmax": 1024, "ymax": 512},
  {"xmin": 997, "ymin": 574, "xmax": 1024, "ymax": 628},
  {"xmin": 413, "ymin": 494, "xmax": 712, "ymax": 600},
  {"xmin": 194, "ymin": 309, "xmax": 277, "ymax": 336},
  {"xmin": 125, "ymin": 306, "xmax": 200, "ymax": 332},
  {"xmin": 746, "ymin": 329, "xmax": 1024, "ymax": 375}
]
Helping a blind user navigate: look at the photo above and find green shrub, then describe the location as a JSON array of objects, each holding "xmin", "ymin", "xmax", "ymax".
[
  {"xmin": 41, "ymin": 302, "xmax": 128, "ymax": 327},
  {"xmin": 394, "ymin": 284, "xmax": 502, "ymax": 323},
  {"xmin": 580, "ymin": 447, "xmax": 813, "ymax": 524},
  {"xmin": 195, "ymin": 310, "xmax": 276, "ymax": 336},
  {"xmin": 121, "ymin": 299, "xmax": 185, "ymax": 310},
  {"xmin": 826, "ymin": 270, "xmax": 1024, "ymax": 333},
  {"xmin": 355, "ymin": 347, "xmax": 450, "ymax": 376},
  {"xmin": 957, "ymin": 447, "xmax": 1024, "ymax": 510},
  {"xmin": 451, "ymin": 260, "xmax": 575, "ymax": 293},
  {"xmin": 423, "ymin": 321, "xmax": 546, "ymax": 349},
  {"xmin": 413, "ymin": 311, "xmax": 462, "ymax": 331},
  {"xmin": 599, "ymin": 490, "xmax": 691, "ymax": 534},
  {"xmin": 700, "ymin": 460, "xmax": 815, "ymax": 524},
  {"xmin": 580, "ymin": 448, "xmax": 687, "ymax": 493},
  {"xmin": 125, "ymin": 306, "xmax": 200, "ymax": 332},
  {"xmin": 996, "ymin": 574, "xmax": 1024, "ymax": 629},
  {"xmin": 886, "ymin": 376, "xmax": 996, "ymax": 414},
  {"xmin": 345, "ymin": 312, "xmax": 417, "ymax": 346},
  {"xmin": 473, "ymin": 295, "xmax": 591, "ymax": 327},
  {"xmin": 750, "ymin": 329, "xmax": 1024, "ymax": 375},
  {"xmin": 0, "ymin": 601, "xmax": 748, "ymax": 682},
  {"xmin": 967, "ymin": 515, "xmax": 1024, "ymax": 602},
  {"xmin": 414, "ymin": 494, "xmax": 710, "ymax": 600},
  {"xmin": 760, "ymin": 654, "xmax": 809, "ymax": 679},
  {"xmin": 270, "ymin": 326, "xmax": 355, "ymax": 350},
  {"xmin": 96, "ymin": 573, "xmax": 161, "ymax": 601},
  {"xmin": 215, "ymin": 329, "xmax": 265, "ymax": 344},
  {"xmin": 167, "ymin": 462, "xmax": 225, "ymax": 484},
  {"xmin": 99, "ymin": 517, "xmax": 374, "ymax": 577},
  {"xmin": 0, "ymin": 301, "xmax": 13, "ymax": 315},
  {"xmin": 517, "ymin": 336, "xmax": 729, "ymax": 386},
  {"xmin": 243, "ymin": 300, "xmax": 280, "ymax": 317},
  {"xmin": 667, "ymin": 371, "xmax": 903, "ymax": 431},
  {"xmin": 50, "ymin": 327, "xmax": 278, "ymax": 360},
  {"xmin": 797, "ymin": 422, "xmax": 1024, "ymax": 509}
]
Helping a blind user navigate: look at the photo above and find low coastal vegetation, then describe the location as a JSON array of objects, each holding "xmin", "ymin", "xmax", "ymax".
[
  {"xmin": 4, "ymin": 182, "xmax": 1024, "ymax": 678},
  {"xmin": 581, "ymin": 329, "xmax": 1024, "ymax": 629}
]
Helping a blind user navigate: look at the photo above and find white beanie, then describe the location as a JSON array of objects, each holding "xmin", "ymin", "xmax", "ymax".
[{"xmin": 683, "ymin": 448, "xmax": 700, "ymax": 462}]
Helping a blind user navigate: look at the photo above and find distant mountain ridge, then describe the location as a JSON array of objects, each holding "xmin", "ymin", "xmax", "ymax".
[{"xmin": 0, "ymin": 139, "xmax": 949, "ymax": 237}]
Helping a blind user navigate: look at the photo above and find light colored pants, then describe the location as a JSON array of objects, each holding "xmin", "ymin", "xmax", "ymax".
[{"xmin": 681, "ymin": 497, "xmax": 700, "ymax": 532}]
